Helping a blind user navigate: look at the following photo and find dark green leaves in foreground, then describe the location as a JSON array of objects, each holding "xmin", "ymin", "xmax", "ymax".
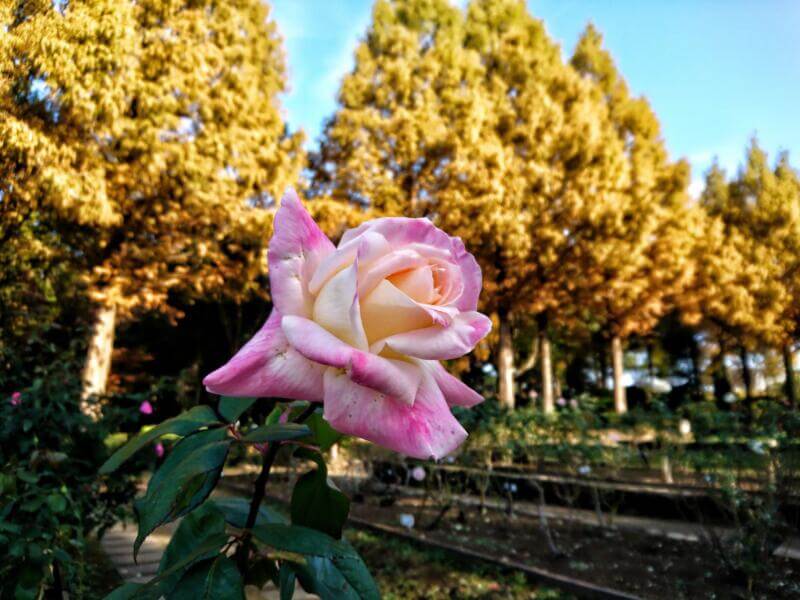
[
  {"xmin": 242, "ymin": 422, "xmax": 310, "ymax": 443},
  {"xmin": 291, "ymin": 448, "xmax": 349, "ymax": 539},
  {"xmin": 218, "ymin": 396, "xmax": 256, "ymax": 423},
  {"xmin": 100, "ymin": 405, "xmax": 221, "ymax": 474},
  {"xmin": 133, "ymin": 428, "xmax": 231, "ymax": 557},
  {"xmin": 253, "ymin": 524, "xmax": 380, "ymax": 600}
]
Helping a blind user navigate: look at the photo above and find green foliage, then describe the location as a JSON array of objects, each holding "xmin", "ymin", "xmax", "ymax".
[
  {"xmin": 291, "ymin": 448, "xmax": 350, "ymax": 539},
  {"xmin": 101, "ymin": 398, "xmax": 379, "ymax": 599},
  {"xmin": 132, "ymin": 427, "xmax": 231, "ymax": 557},
  {"xmin": 0, "ymin": 358, "xmax": 137, "ymax": 598},
  {"xmin": 99, "ymin": 405, "xmax": 222, "ymax": 474}
]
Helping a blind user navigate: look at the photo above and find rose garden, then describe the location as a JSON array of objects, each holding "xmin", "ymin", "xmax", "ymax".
[{"xmin": 2, "ymin": 1, "xmax": 800, "ymax": 599}]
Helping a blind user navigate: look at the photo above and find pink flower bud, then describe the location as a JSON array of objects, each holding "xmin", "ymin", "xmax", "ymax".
[
  {"xmin": 154, "ymin": 442, "xmax": 165, "ymax": 458},
  {"xmin": 411, "ymin": 466, "xmax": 426, "ymax": 482},
  {"xmin": 9, "ymin": 391, "xmax": 22, "ymax": 406},
  {"xmin": 139, "ymin": 400, "xmax": 154, "ymax": 415}
]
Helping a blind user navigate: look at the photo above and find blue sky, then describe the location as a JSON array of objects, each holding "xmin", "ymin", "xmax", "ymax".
[{"xmin": 272, "ymin": 0, "xmax": 800, "ymax": 194}]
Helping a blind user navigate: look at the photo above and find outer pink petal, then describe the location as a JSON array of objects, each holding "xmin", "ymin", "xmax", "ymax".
[
  {"xmin": 203, "ymin": 310, "xmax": 325, "ymax": 401},
  {"xmin": 339, "ymin": 217, "xmax": 482, "ymax": 311},
  {"xmin": 323, "ymin": 368, "xmax": 467, "ymax": 459},
  {"xmin": 281, "ymin": 315, "xmax": 422, "ymax": 405},
  {"xmin": 425, "ymin": 361, "xmax": 484, "ymax": 408},
  {"xmin": 268, "ymin": 189, "xmax": 335, "ymax": 318},
  {"xmin": 378, "ymin": 311, "xmax": 492, "ymax": 360}
]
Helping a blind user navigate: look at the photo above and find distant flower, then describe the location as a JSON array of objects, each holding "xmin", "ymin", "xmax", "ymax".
[
  {"xmin": 578, "ymin": 465, "xmax": 592, "ymax": 476},
  {"xmin": 678, "ymin": 419, "xmax": 692, "ymax": 436},
  {"xmin": 399, "ymin": 513, "xmax": 415, "ymax": 529},
  {"xmin": 9, "ymin": 391, "xmax": 21, "ymax": 406},
  {"xmin": 411, "ymin": 466, "xmax": 426, "ymax": 482},
  {"xmin": 556, "ymin": 397, "xmax": 566, "ymax": 407},
  {"xmin": 569, "ymin": 399, "xmax": 579, "ymax": 409},
  {"xmin": 139, "ymin": 400, "xmax": 154, "ymax": 415},
  {"xmin": 723, "ymin": 392, "xmax": 737, "ymax": 404},
  {"xmin": 528, "ymin": 389, "xmax": 538, "ymax": 399},
  {"xmin": 154, "ymin": 442, "xmax": 165, "ymax": 458}
]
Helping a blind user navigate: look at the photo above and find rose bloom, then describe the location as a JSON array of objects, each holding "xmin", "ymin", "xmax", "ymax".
[{"xmin": 204, "ymin": 191, "xmax": 491, "ymax": 459}]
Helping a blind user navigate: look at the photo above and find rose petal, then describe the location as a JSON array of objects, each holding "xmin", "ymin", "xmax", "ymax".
[
  {"xmin": 203, "ymin": 309, "xmax": 325, "ymax": 401},
  {"xmin": 281, "ymin": 315, "xmax": 422, "ymax": 405},
  {"xmin": 312, "ymin": 260, "xmax": 369, "ymax": 350},
  {"xmin": 356, "ymin": 248, "xmax": 428, "ymax": 298},
  {"xmin": 308, "ymin": 230, "xmax": 391, "ymax": 295},
  {"xmin": 388, "ymin": 265, "xmax": 435, "ymax": 304},
  {"xmin": 268, "ymin": 189, "xmax": 335, "ymax": 318},
  {"xmin": 323, "ymin": 368, "xmax": 467, "ymax": 459},
  {"xmin": 378, "ymin": 311, "xmax": 492, "ymax": 360},
  {"xmin": 425, "ymin": 361, "xmax": 485, "ymax": 408},
  {"xmin": 340, "ymin": 217, "xmax": 482, "ymax": 310},
  {"xmin": 360, "ymin": 279, "xmax": 433, "ymax": 344}
]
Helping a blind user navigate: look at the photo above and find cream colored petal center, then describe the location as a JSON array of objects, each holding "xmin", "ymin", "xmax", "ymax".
[{"xmin": 360, "ymin": 279, "xmax": 433, "ymax": 344}]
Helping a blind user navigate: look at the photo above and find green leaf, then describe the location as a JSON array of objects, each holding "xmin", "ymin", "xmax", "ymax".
[
  {"xmin": 246, "ymin": 557, "xmax": 279, "ymax": 589},
  {"xmin": 241, "ymin": 423, "xmax": 310, "ymax": 443},
  {"xmin": 128, "ymin": 535, "xmax": 229, "ymax": 599},
  {"xmin": 305, "ymin": 412, "xmax": 343, "ymax": 451},
  {"xmin": 252, "ymin": 524, "xmax": 379, "ymax": 600},
  {"xmin": 155, "ymin": 502, "xmax": 227, "ymax": 595},
  {"xmin": 168, "ymin": 556, "xmax": 244, "ymax": 600},
  {"xmin": 212, "ymin": 497, "xmax": 288, "ymax": 528},
  {"xmin": 46, "ymin": 493, "xmax": 67, "ymax": 514},
  {"xmin": 100, "ymin": 406, "xmax": 221, "ymax": 474},
  {"xmin": 279, "ymin": 563, "xmax": 296, "ymax": 600},
  {"xmin": 133, "ymin": 428, "xmax": 231, "ymax": 557},
  {"xmin": 104, "ymin": 582, "xmax": 144, "ymax": 600},
  {"xmin": 16, "ymin": 469, "xmax": 38, "ymax": 484},
  {"xmin": 291, "ymin": 449, "xmax": 349, "ymax": 539},
  {"xmin": 218, "ymin": 397, "xmax": 256, "ymax": 423}
]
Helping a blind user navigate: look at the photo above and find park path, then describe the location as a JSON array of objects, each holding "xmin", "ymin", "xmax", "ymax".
[{"xmin": 101, "ymin": 521, "xmax": 316, "ymax": 599}]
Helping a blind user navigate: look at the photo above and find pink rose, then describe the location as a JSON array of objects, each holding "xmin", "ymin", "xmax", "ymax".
[
  {"xmin": 9, "ymin": 391, "xmax": 21, "ymax": 406},
  {"xmin": 139, "ymin": 400, "xmax": 154, "ymax": 415},
  {"xmin": 204, "ymin": 190, "xmax": 491, "ymax": 459}
]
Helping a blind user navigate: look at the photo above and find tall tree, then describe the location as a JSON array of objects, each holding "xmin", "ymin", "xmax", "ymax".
[
  {"xmin": 0, "ymin": 0, "xmax": 303, "ymax": 403},
  {"xmin": 310, "ymin": 0, "xmax": 470, "ymax": 216},
  {"xmin": 437, "ymin": 1, "xmax": 629, "ymax": 410},
  {"xmin": 570, "ymin": 24, "xmax": 693, "ymax": 413},
  {"xmin": 681, "ymin": 156, "xmax": 786, "ymax": 401},
  {"xmin": 727, "ymin": 142, "xmax": 800, "ymax": 403}
]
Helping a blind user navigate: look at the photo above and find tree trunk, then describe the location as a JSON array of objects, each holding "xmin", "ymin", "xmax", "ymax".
[
  {"xmin": 611, "ymin": 335, "xmax": 627, "ymax": 414},
  {"xmin": 497, "ymin": 311, "xmax": 515, "ymax": 409},
  {"xmin": 712, "ymin": 338, "xmax": 731, "ymax": 402},
  {"xmin": 646, "ymin": 342, "xmax": 655, "ymax": 379},
  {"xmin": 689, "ymin": 334, "xmax": 702, "ymax": 399},
  {"xmin": 81, "ymin": 298, "xmax": 117, "ymax": 417},
  {"xmin": 783, "ymin": 344, "xmax": 796, "ymax": 408},
  {"xmin": 540, "ymin": 331, "xmax": 554, "ymax": 414},
  {"xmin": 739, "ymin": 346, "xmax": 752, "ymax": 400}
]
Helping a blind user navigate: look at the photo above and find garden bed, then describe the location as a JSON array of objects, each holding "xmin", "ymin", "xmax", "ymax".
[{"xmin": 222, "ymin": 473, "xmax": 799, "ymax": 599}]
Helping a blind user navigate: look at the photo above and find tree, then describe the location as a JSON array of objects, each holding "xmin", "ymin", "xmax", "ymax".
[
  {"xmin": 725, "ymin": 142, "xmax": 800, "ymax": 403},
  {"xmin": 570, "ymin": 24, "xmax": 693, "ymax": 413},
  {"xmin": 681, "ymin": 156, "xmax": 786, "ymax": 402},
  {"xmin": 311, "ymin": 1, "xmax": 630, "ymax": 411},
  {"xmin": 437, "ymin": 1, "xmax": 629, "ymax": 410},
  {"xmin": 310, "ymin": 0, "xmax": 470, "ymax": 217},
  {"xmin": 0, "ymin": 0, "xmax": 303, "ymax": 404}
]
